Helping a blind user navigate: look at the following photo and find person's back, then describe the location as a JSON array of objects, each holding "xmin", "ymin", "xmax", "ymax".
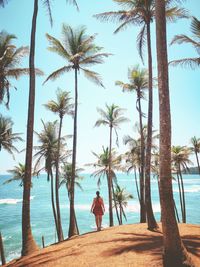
[{"xmin": 91, "ymin": 191, "xmax": 105, "ymax": 231}]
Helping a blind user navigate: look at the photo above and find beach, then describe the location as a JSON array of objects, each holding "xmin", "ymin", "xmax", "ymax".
[{"xmin": 0, "ymin": 173, "xmax": 200, "ymax": 263}]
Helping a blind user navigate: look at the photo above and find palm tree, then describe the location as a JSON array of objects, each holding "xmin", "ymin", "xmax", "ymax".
[
  {"xmin": 95, "ymin": 0, "xmax": 187, "ymax": 229},
  {"xmin": 88, "ymin": 147, "xmax": 122, "ymax": 225},
  {"xmin": 116, "ymin": 66, "xmax": 147, "ymax": 223},
  {"xmin": 44, "ymin": 25, "xmax": 111, "ymax": 237},
  {"xmin": 155, "ymin": 1, "xmax": 194, "ymax": 266},
  {"xmin": 171, "ymin": 145, "xmax": 192, "ymax": 223},
  {"xmin": 22, "ymin": 0, "xmax": 78, "ymax": 255},
  {"xmin": 190, "ymin": 136, "xmax": 200, "ymax": 174},
  {"xmin": 60, "ymin": 163, "xmax": 84, "ymax": 200},
  {"xmin": 4, "ymin": 163, "xmax": 26, "ymax": 187},
  {"xmin": 34, "ymin": 120, "xmax": 61, "ymax": 240},
  {"xmin": 113, "ymin": 185, "xmax": 133, "ymax": 225},
  {"xmin": 0, "ymin": 31, "xmax": 30, "ymax": 108},
  {"xmin": 95, "ymin": 104, "xmax": 128, "ymax": 226},
  {"xmin": 170, "ymin": 16, "xmax": 200, "ymax": 68},
  {"xmin": 0, "ymin": 114, "xmax": 22, "ymax": 155},
  {"xmin": 44, "ymin": 89, "xmax": 74, "ymax": 241}
]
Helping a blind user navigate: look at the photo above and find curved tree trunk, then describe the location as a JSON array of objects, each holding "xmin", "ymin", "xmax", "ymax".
[
  {"xmin": 179, "ymin": 167, "xmax": 186, "ymax": 223},
  {"xmin": 50, "ymin": 169, "xmax": 59, "ymax": 238},
  {"xmin": 69, "ymin": 68, "xmax": 79, "ymax": 237},
  {"xmin": 55, "ymin": 116, "xmax": 64, "ymax": 241},
  {"xmin": 111, "ymin": 180, "xmax": 120, "ymax": 225},
  {"xmin": 145, "ymin": 21, "xmax": 158, "ymax": 230},
  {"xmin": 134, "ymin": 167, "xmax": 141, "ymax": 204},
  {"xmin": 155, "ymin": 1, "xmax": 195, "ymax": 266},
  {"xmin": 194, "ymin": 151, "xmax": 200, "ymax": 174},
  {"xmin": 108, "ymin": 126, "xmax": 114, "ymax": 226},
  {"xmin": 177, "ymin": 173, "xmax": 184, "ymax": 222},
  {"xmin": 22, "ymin": 0, "xmax": 39, "ymax": 256},
  {"xmin": 137, "ymin": 95, "xmax": 146, "ymax": 223}
]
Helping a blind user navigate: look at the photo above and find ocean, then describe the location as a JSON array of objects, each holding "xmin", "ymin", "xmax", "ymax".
[{"xmin": 0, "ymin": 173, "xmax": 200, "ymax": 262}]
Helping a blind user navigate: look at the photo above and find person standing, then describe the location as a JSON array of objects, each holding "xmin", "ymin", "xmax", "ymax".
[{"xmin": 91, "ymin": 191, "xmax": 105, "ymax": 231}]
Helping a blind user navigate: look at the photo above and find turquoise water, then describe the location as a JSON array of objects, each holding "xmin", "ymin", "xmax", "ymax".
[{"xmin": 0, "ymin": 173, "xmax": 200, "ymax": 262}]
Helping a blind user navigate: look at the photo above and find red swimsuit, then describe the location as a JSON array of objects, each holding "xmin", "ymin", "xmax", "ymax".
[{"xmin": 93, "ymin": 198, "xmax": 104, "ymax": 216}]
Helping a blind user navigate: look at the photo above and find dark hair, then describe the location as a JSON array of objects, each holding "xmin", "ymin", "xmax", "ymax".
[{"xmin": 96, "ymin": 191, "xmax": 100, "ymax": 198}]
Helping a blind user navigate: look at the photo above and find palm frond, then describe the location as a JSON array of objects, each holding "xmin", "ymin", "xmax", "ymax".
[
  {"xmin": 136, "ymin": 24, "xmax": 146, "ymax": 64},
  {"xmin": 169, "ymin": 57, "xmax": 200, "ymax": 68},
  {"xmin": 46, "ymin": 33, "xmax": 71, "ymax": 59},
  {"xmin": 170, "ymin": 34, "xmax": 199, "ymax": 47},
  {"xmin": 166, "ymin": 7, "xmax": 189, "ymax": 23},
  {"xmin": 81, "ymin": 68, "xmax": 104, "ymax": 87},
  {"xmin": 66, "ymin": 0, "xmax": 79, "ymax": 11},
  {"xmin": 42, "ymin": 0, "xmax": 53, "ymax": 26},
  {"xmin": 191, "ymin": 16, "xmax": 200, "ymax": 38},
  {"xmin": 43, "ymin": 65, "xmax": 73, "ymax": 84}
]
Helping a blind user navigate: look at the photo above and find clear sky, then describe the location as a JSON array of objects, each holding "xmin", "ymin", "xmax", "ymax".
[{"xmin": 0, "ymin": 0, "xmax": 200, "ymax": 174}]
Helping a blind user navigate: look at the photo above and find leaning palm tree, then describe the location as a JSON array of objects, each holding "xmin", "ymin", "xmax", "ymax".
[
  {"xmin": 0, "ymin": 31, "xmax": 30, "ymax": 108},
  {"xmin": 22, "ymin": 0, "xmax": 78, "ymax": 255},
  {"xmin": 155, "ymin": 1, "xmax": 194, "ymax": 266},
  {"xmin": 113, "ymin": 185, "xmax": 133, "ymax": 225},
  {"xmin": 116, "ymin": 66, "xmax": 147, "ymax": 223},
  {"xmin": 44, "ymin": 24, "xmax": 111, "ymax": 237},
  {"xmin": 88, "ymin": 146, "xmax": 122, "ymax": 225},
  {"xmin": 190, "ymin": 136, "xmax": 200, "ymax": 174},
  {"xmin": 171, "ymin": 145, "xmax": 192, "ymax": 223},
  {"xmin": 95, "ymin": 0, "xmax": 187, "ymax": 230},
  {"xmin": 170, "ymin": 16, "xmax": 200, "ymax": 68},
  {"xmin": 95, "ymin": 104, "xmax": 128, "ymax": 226},
  {"xmin": 0, "ymin": 114, "xmax": 22, "ymax": 155},
  {"xmin": 34, "ymin": 120, "xmax": 61, "ymax": 240},
  {"xmin": 44, "ymin": 89, "xmax": 74, "ymax": 241},
  {"xmin": 4, "ymin": 163, "xmax": 26, "ymax": 187}
]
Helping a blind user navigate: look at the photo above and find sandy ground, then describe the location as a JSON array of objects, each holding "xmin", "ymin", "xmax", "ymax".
[{"xmin": 3, "ymin": 223, "xmax": 200, "ymax": 267}]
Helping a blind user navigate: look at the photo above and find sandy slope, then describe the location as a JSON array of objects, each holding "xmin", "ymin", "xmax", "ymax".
[{"xmin": 3, "ymin": 223, "xmax": 200, "ymax": 267}]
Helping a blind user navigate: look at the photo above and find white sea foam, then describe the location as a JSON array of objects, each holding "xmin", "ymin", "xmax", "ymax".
[
  {"xmin": 0, "ymin": 196, "xmax": 35, "ymax": 205},
  {"xmin": 174, "ymin": 186, "xmax": 200, "ymax": 193}
]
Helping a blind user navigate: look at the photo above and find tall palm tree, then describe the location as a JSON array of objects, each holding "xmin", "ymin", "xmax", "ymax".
[
  {"xmin": 171, "ymin": 145, "xmax": 192, "ymax": 223},
  {"xmin": 88, "ymin": 146, "xmax": 122, "ymax": 225},
  {"xmin": 155, "ymin": 1, "xmax": 194, "ymax": 266},
  {"xmin": 116, "ymin": 66, "xmax": 147, "ymax": 223},
  {"xmin": 190, "ymin": 136, "xmax": 200, "ymax": 174},
  {"xmin": 0, "ymin": 31, "xmax": 30, "ymax": 108},
  {"xmin": 95, "ymin": 104, "xmax": 128, "ymax": 226},
  {"xmin": 34, "ymin": 120, "xmax": 61, "ymax": 240},
  {"xmin": 0, "ymin": 114, "xmax": 22, "ymax": 155},
  {"xmin": 4, "ymin": 163, "xmax": 26, "ymax": 187},
  {"xmin": 44, "ymin": 24, "xmax": 111, "ymax": 237},
  {"xmin": 113, "ymin": 185, "xmax": 133, "ymax": 225},
  {"xmin": 170, "ymin": 16, "xmax": 200, "ymax": 68},
  {"xmin": 22, "ymin": 0, "xmax": 78, "ymax": 255},
  {"xmin": 44, "ymin": 89, "xmax": 74, "ymax": 241},
  {"xmin": 95, "ymin": 0, "xmax": 187, "ymax": 230}
]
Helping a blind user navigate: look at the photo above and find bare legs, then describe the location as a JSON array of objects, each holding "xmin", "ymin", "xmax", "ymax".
[{"xmin": 95, "ymin": 215, "xmax": 103, "ymax": 231}]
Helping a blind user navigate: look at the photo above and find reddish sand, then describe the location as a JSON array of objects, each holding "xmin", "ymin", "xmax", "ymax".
[{"xmin": 3, "ymin": 223, "xmax": 200, "ymax": 267}]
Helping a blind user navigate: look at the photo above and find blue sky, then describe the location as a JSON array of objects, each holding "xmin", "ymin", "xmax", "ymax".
[{"xmin": 0, "ymin": 0, "xmax": 200, "ymax": 174}]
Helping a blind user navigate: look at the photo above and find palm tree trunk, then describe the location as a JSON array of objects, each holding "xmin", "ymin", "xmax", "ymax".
[
  {"xmin": 138, "ymin": 95, "xmax": 146, "ymax": 223},
  {"xmin": 179, "ymin": 168, "xmax": 186, "ymax": 223},
  {"xmin": 177, "ymin": 173, "xmax": 184, "ymax": 222},
  {"xmin": 108, "ymin": 126, "xmax": 114, "ymax": 226},
  {"xmin": 55, "ymin": 116, "xmax": 64, "ymax": 241},
  {"xmin": 69, "ymin": 68, "xmax": 79, "ymax": 237},
  {"xmin": 119, "ymin": 204, "xmax": 122, "ymax": 225},
  {"xmin": 22, "ymin": 0, "xmax": 39, "ymax": 256},
  {"xmin": 173, "ymin": 198, "xmax": 180, "ymax": 223},
  {"xmin": 134, "ymin": 167, "xmax": 141, "ymax": 204},
  {"xmin": 155, "ymin": 1, "xmax": 194, "ymax": 266},
  {"xmin": 50, "ymin": 169, "xmax": 59, "ymax": 239},
  {"xmin": 145, "ymin": 21, "xmax": 158, "ymax": 230},
  {"xmin": 194, "ymin": 151, "xmax": 200, "ymax": 174},
  {"xmin": 111, "ymin": 181, "xmax": 120, "ymax": 225}
]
